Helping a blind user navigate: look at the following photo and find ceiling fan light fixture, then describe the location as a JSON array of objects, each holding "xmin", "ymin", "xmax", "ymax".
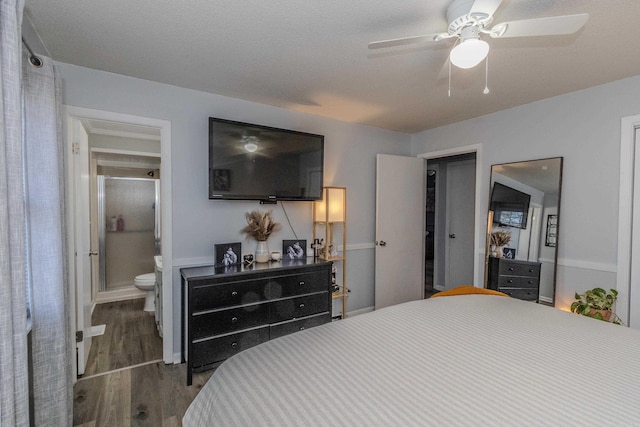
[
  {"xmin": 242, "ymin": 135, "xmax": 259, "ymax": 152},
  {"xmin": 450, "ymin": 37, "xmax": 489, "ymax": 69},
  {"xmin": 244, "ymin": 142, "xmax": 258, "ymax": 152}
]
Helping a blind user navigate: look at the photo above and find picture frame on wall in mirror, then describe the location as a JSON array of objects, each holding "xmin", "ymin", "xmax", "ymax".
[
  {"xmin": 546, "ymin": 215, "xmax": 558, "ymax": 247},
  {"xmin": 212, "ymin": 169, "xmax": 231, "ymax": 192}
]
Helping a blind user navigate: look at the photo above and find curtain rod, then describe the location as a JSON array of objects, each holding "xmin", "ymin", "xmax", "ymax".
[{"xmin": 21, "ymin": 37, "xmax": 43, "ymax": 67}]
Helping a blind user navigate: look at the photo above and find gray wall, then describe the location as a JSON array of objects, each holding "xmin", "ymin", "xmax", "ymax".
[
  {"xmin": 56, "ymin": 62, "xmax": 411, "ymax": 357},
  {"xmin": 411, "ymin": 75, "xmax": 640, "ymax": 311}
]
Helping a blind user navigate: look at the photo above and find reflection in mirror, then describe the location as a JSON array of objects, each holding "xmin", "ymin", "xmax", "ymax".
[{"xmin": 485, "ymin": 158, "xmax": 563, "ymax": 306}]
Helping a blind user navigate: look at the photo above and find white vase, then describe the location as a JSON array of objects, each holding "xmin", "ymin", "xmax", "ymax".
[
  {"xmin": 255, "ymin": 241, "xmax": 270, "ymax": 263},
  {"xmin": 495, "ymin": 246, "xmax": 504, "ymax": 258}
]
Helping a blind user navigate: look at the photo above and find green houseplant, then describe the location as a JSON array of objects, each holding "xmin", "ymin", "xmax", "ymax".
[{"xmin": 570, "ymin": 288, "xmax": 622, "ymax": 324}]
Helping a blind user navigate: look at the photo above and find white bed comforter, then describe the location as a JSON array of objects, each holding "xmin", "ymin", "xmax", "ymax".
[{"xmin": 183, "ymin": 295, "xmax": 640, "ymax": 426}]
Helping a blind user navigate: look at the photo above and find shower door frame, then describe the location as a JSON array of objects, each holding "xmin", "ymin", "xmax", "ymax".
[{"xmin": 97, "ymin": 176, "xmax": 160, "ymax": 293}]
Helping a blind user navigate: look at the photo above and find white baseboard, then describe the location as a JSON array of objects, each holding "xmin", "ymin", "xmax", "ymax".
[
  {"xmin": 538, "ymin": 295, "xmax": 553, "ymax": 304},
  {"xmin": 95, "ymin": 287, "xmax": 146, "ymax": 304}
]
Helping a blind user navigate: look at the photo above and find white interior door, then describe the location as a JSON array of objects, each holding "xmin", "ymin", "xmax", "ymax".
[
  {"xmin": 445, "ymin": 159, "xmax": 475, "ymax": 289},
  {"xmin": 72, "ymin": 119, "xmax": 92, "ymax": 375},
  {"xmin": 375, "ymin": 154, "xmax": 425, "ymax": 309},
  {"xmin": 630, "ymin": 127, "xmax": 640, "ymax": 329}
]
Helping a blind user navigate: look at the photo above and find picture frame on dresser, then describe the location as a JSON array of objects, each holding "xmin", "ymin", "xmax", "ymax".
[
  {"xmin": 214, "ymin": 242, "xmax": 241, "ymax": 267},
  {"xmin": 503, "ymin": 247, "xmax": 516, "ymax": 259},
  {"xmin": 283, "ymin": 239, "xmax": 306, "ymax": 260}
]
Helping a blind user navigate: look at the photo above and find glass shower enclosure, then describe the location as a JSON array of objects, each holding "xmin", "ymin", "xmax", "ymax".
[{"xmin": 97, "ymin": 176, "xmax": 160, "ymax": 292}]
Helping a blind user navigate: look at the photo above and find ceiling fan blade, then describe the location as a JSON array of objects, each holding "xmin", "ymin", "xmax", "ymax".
[
  {"xmin": 368, "ymin": 33, "xmax": 450, "ymax": 49},
  {"xmin": 490, "ymin": 13, "xmax": 589, "ymax": 38},
  {"xmin": 469, "ymin": 0, "xmax": 503, "ymax": 17}
]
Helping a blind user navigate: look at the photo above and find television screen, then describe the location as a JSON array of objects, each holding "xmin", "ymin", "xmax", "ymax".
[
  {"xmin": 490, "ymin": 182, "xmax": 531, "ymax": 229},
  {"xmin": 208, "ymin": 118, "xmax": 324, "ymax": 201}
]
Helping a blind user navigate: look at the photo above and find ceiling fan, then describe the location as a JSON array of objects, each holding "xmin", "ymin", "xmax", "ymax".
[{"xmin": 368, "ymin": 0, "xmax": 589, "ymax": 69}]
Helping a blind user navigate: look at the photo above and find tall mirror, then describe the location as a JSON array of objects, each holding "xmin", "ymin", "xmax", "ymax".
[{"xmin": 485, "ymin": 157, "xmax": 563, "ymax": 306}]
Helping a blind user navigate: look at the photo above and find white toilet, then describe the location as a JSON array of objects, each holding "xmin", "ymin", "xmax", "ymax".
[{"xmin": 134, "ymin": 272, "xmax": 156, "ymax": 312}]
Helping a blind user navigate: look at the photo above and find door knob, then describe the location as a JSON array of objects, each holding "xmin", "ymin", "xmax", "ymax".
[
  {"xmin": 449, "ymin": 234, "xmax": 456, "ymax": 239},
  {"xmin": 89, "ymin": 251, "xmax": 98, "ymax": 256},
  {"xmin": 378, "ymin": 241, "xmax": 387, "ymax": 246}
]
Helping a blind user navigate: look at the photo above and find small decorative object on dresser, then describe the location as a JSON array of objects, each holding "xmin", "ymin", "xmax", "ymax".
[
  {"xmin": 489, "ymin": 230, "xmax": 511, "ymax": 258},
  {"xmin": 214, "ymin": 242, "xmax": 241, "ymax": 267},
  {"xmin": 240, "ymin": 210, "xmax": 281, "ymax": 263}
]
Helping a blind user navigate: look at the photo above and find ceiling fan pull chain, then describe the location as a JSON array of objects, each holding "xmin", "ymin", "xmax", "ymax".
[
  {"xmin": 483, "ymin": 54, "xmax": 490, "ymax": 95},
  {"xmin": 448, "ymin": 58, "xmax": 452, "ymax": 97}
]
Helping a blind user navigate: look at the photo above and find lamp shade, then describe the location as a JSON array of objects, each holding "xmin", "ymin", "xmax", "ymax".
[
  {"xmin": 314, "ymin": 187, "xmax": 346, "ymax": 223},
  {"xmin": 450, "ymin": 38, "xmax": 489, "ymax": 69}
]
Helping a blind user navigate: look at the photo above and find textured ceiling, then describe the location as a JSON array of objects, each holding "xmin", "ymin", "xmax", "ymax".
[{"xmin": 24, "ymin": 0, "xmax": 640, "ymax": 133}]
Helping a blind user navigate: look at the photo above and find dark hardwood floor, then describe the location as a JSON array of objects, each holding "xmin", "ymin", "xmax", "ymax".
[
  {"xmin": 84, "ymin": 299, "xmax": 163, "ymax": 377},
  {"xmin": 74, "ymin": 298, "xmax": 214, "ymax": 426},
  {"xmin": 74, "ymin": 362, "xmax": 213, "ymax": 426}
]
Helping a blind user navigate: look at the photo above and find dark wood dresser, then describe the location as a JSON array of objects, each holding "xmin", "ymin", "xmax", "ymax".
[
  {"xmin": 487, "ymin": 257, "xmax": 541, "ymax": 302},
  {"xmin": 181, "ymin": 258, "xmax": 332, "ymax": 384}
]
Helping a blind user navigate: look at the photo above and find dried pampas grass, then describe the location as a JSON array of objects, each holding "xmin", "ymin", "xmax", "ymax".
[
  {"xmin": 240, "ymin": 210, "xmax": 281, "ymax": 241},
  {"xmin": 490, "ymin": 230, "xmax": 511, "ymax": 246}
]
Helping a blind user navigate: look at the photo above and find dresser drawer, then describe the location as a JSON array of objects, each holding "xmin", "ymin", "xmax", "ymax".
[
  {"xmin": 270, "ymin": 312, "xmax": 331, "ymax": 340},
  {"xmin": 269, "ymin": 271, "xmax": 328, "ymax": 298},
  {"xmin": 270, "ymin": 292, "xmax": 329, "ymax": 323},
  {"xmin": 497, "ymin": 276, "xmax": 539, "ymax": 289},
  {"xmin": 498, "ymin": 261, "xmax": 540, "ymax": 277},
  {"xmin": 191, "ymin": 278, "xmax": 269, "ymax": 311},
  {"xmin": 499, "ymin": 287, "xmax": 538, "ymax": 301},
  {"xmin": 191, "ymin": 303, "xmax": 270, "ymax": 339},
  {"xmin": 191, "ymin": 327, "xmax": 269, "ymax": 367}
]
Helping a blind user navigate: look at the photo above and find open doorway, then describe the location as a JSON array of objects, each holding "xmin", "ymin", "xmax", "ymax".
[
  {"xmin": 421, "ymin": 148, "xmax": 480, "ymax": 296},
  {"xmin": 65, "ymin": 107, "xmax": 173, "ymax": 379}
]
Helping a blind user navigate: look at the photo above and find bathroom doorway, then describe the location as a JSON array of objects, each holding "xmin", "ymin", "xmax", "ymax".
[{"xmin": 66, "ymin": 107, "xmax": 173, "ymax": 379}]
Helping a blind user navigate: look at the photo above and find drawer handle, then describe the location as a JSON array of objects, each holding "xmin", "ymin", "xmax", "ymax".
[
  {"xmin": 231, "ymin": 291, "xmax": 238, "ymax": 297},
  {"xmin": 529, "ymin": 269, "xmax": 534, "ymax": 272},
  {"xmin": 299, "ymin": 303, "xmax": 305, "ymax": 308},
  {"xmin": 299, "ymin": 281, "xmax": 305, "ymax": 286},
  {"xmin": 508, "ymin": 267, "xmax": 514, "ymax": 271},
  {"xmin": 231, "ymin": 317, "xmax": 238, "ymax": 323},
  {"xmin": 231, "ymin": 342, "xmax": 238, "ymax": 348},
  {"xmin": 299, "ymin": 326, "xmax": 305, "ymax": 331},
  {"xmin": 507, "ymin": 279, "xmax": 513, "ymax": 284}
]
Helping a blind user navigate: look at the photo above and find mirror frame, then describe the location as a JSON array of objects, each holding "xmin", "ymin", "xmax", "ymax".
[{"xmin": 484, "ymin": 157, "xmax": 563, "ymax": 306}]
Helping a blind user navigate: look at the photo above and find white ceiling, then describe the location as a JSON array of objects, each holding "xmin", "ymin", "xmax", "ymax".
[{"xmin": 24, "ymin": 0, "xmax": 640, "ymax": 133}]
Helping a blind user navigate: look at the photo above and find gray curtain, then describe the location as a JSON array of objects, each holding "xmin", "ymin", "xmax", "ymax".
[
  {"xmin": 0, "ymin": 0, "xmax": 30, "ymax": 425},
  {"xmin": 23, "ymin": 49, "xmax": 72, "ymax": 426},
  {"xmin": 0, "ymin": 0, "xmax": 72, "ymax": 424}
]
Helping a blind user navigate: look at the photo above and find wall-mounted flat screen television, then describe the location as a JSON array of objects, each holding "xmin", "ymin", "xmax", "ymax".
[
  {"xmin": 208, "ymin": 118, "xmax": 324, "ymax": 202},
  {"xmin": 490, "ymin": 182, "xmax": 531, "ymax": 229}
]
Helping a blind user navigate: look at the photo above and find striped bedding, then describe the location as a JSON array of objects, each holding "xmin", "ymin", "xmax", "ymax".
[{"xmin": 183, "ymin": 295, "xmax": 640, "ymax": 426}]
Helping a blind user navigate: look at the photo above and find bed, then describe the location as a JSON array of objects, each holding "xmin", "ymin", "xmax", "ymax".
[{"xmin": 183, "ymin": 293, "xmax": 640, "ymax": 426}]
